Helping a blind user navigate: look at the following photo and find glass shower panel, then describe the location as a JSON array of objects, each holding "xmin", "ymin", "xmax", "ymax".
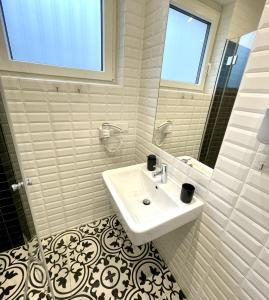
[
  {"xmin": 199, "ymin": 39, "xmax": 238, "ymax": 167},
  {"xmin": 228, "ymin": 32, "xmax": 256, "ymax": 89},
  {"xmin": 0, "ymin": 95, "xmax": 54, "ymax": 299},
  {"xmin": 199, "ymin": 32, "xmax": 255, "ymax": 168}
]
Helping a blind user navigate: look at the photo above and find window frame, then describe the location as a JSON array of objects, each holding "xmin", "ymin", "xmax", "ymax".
[
  {"xmin": 0, "ymin": 0, "xmax": 115, "ymax": 81},
  {"xmin": 161, "ymin": 0, "xmax": 220, "ymax": 91}
]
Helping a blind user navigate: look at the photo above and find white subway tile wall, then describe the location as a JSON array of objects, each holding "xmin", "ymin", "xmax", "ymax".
[
  {"xmin": 135, "ymin": 0, "xmax": 170, "ymax": 162},
  {"xmin": 155, "ymin": 89, "xmax": 212, "ymax": 159},
  {"xmin": 134, "ymin": 1, "xmax": 269, "ymax": 299},
  {"xmin": 1, "ymin": 0, "xmax": 146, "ymax": 237}
]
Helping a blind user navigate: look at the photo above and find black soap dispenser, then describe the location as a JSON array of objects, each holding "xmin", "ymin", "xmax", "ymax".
[{"xmin": 147, "ymin": 154, "xmax": 156, "ymax": 171}]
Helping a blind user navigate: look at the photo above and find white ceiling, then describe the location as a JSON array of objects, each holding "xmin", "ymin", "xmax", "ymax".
[
  {"xmin": 213, "ymin": 0, "xmax": 235, "ymax": 5},
  {"xmin": 213, "ymin": 0, "xmax": 265, "ymax": 5}
]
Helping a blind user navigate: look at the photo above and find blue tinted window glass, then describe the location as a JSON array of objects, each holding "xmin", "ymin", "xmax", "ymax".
[
  {"xmin": 1, "ymin": 0, "xmax": 102, "ymax": 71},
  {"xmin": 162, "ymin": 6, "xmax": 210, "ymax": 84}
]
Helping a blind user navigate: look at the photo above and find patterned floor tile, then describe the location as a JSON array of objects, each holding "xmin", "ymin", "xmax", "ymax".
[
  {"xmin": 0, "ymin": 215, "xmax": 183, "ymax": 300},
  {"xmin": 0, "ymin": 245, "xmax": 28, "ymax": 300},
  {"xmin": 27, "ymin": 260, "xmax": 53, "ymax": 300}
]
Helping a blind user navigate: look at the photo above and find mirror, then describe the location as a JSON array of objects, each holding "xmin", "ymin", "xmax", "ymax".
[{"xmin": 153, "ymin": 0, "xmax": 265, "ymax": 175}]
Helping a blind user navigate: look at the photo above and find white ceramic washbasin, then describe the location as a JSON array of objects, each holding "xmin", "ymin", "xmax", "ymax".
[{"xmin": 102, "ymin": 163, "xmax": 204, "ymax": 245}]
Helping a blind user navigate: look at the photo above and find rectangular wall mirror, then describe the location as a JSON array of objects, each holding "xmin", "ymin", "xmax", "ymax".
[{"xmin": 153, "ymin": 0, "xmax": 264, "ymax": 176}]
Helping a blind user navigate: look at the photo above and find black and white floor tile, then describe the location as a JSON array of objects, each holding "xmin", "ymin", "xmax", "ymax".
[
  {"xmin": 0, "ymin": 215, "xmax": 184, "ymax": 300},
  {"xmin": 0, "ymin": 241, "xmax": 53, "ymax": 300}
]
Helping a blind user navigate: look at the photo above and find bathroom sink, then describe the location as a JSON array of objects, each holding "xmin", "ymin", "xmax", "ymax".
[{"xmin": 102, "ymin": 163, "xmax": 204, "ymax": 245}]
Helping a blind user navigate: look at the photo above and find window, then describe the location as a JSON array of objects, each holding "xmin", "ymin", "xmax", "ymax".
[
  {"xmin": 161, "ymin": 2, "xmax": 219, "ymax": 90},
  {"xmin": 0, "ymin": 0, "xmax": 114, "ymax": 80}
]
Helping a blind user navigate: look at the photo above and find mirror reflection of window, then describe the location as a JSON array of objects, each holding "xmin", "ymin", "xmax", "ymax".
[{"xmin": 162, "ymin": 5, "xmax": 211, "ymax": 85}]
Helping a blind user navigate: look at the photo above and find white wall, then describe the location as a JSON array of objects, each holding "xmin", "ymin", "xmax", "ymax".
[
  {"xmin": 135, "ymin": 1, "xmax": 269, "ymax": 299},
  {"xmin": 0, "ymin": 0, "xmax": 146, "ymax": 237},
  {"xmin": 154, "ymin": 89, "xmax": 211, "ymax": 159},
  {"xmin": 205, "ymin": 2, "xmax": 234, "ymax": 93},
  {"xmin": 228, "ymin": 0, "xmax": 265, "ymax": 39},
  {"xmin": 136, "ymin": 0, "xmax": 169, "ymax": 158}
]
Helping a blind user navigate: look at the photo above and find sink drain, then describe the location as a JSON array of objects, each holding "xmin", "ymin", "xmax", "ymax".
[{"xmin": 142, "ymin": 199, "xmax": 151, "ymax": 205}]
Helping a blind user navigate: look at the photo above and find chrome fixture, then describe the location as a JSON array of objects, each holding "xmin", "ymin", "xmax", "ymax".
[
  {"xmin": 180, "ymin": 157, "xmax": 193, "ymax": 167},
  {"xmin": 11, "ymin": 181, "xmax": 24, "ymax": 191},
  {"xmin": 257, "ymin": 107, "xmax": 269, "ymax": 172},
  {"xmin": 181, "ymin": 158, "xmax": 191, "ymax": 164},
  {"xmin": 99, "ymin": 122, "xmax": 125, "ymax": 153},
  {"xmin": 154, "ymin": 120, "xmax": 173, "ymax": 146},
  {"xmin": 142, "ymin": 199, "xmax": 151, "ymax": 205},
  {"xmin": 99, "ymin": 122, "xmax": 123, "ymax": 139},
  {"xmin": 11, "ymin": 178, "xmax": 32, "ymax": 192},
  {"xmin": 153, "ymin": 163, "xmax": 168, "ymax": 183},
  {"xmin": 156, "ymin": 120, "xmax": 173, "ymax": 132}
]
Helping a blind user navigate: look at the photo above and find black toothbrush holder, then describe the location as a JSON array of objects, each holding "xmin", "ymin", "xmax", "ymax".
[
  {"xmin": 180, "ymin": 183, "xmax": 195, "ymax": 204},
  {"xmin": 147, "ymin": 154, "xmax": 156, "ymax": 171}
]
